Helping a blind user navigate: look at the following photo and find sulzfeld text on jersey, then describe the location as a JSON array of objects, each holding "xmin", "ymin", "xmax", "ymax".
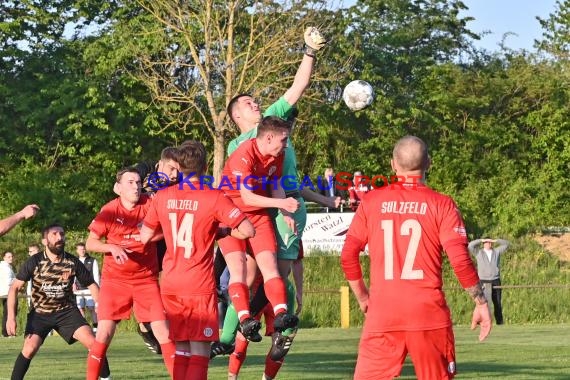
[
  {"xmin": 381, "ymin": 201, "xmax": 427, "ymax": 215},
  {"xmin": 167, "ymin": 199, "xmax": 199, "ymax": 211}
]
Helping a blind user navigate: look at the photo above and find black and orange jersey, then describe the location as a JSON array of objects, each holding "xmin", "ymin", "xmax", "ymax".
[{"xmin": 17, "ymin": 251, "xmax": 94, "ymax": 314}]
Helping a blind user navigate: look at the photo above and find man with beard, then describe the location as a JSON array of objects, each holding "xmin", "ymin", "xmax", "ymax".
[
  {"xmin": 5, "ymin": 224, "xmax": 111, "ymax": 380},
  {"xmin": 85, "ymin": 167, "xmax": 176, "ymax": 380}
]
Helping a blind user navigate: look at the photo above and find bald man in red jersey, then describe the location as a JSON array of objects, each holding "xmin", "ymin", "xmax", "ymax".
[{"xmin": 341, "ymin": 136, "xmax": 492, "ymax": 380}]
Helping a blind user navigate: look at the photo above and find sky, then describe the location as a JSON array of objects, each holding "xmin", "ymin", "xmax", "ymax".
[{"xmin": 460, "ymin": 0, "xmax": 559, "ymax": 51}]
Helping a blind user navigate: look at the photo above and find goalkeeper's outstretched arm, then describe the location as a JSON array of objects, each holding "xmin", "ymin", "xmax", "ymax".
[{"xmin": 283, "ymin": 27, "xmax": 327, "ymax": 106}]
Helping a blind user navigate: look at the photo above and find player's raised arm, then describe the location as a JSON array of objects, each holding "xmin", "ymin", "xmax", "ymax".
[
  {"xmin": 0, "ymin": 204, "xmax": 39, "ymax": 237},
  {"xmin": 282, "ymin": 27, "xmax": 327, "ymax": 105}
]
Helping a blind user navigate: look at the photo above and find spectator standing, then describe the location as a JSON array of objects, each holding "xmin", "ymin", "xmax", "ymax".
[
  {"xmin": 468, "ymin": 238, "xmax": 510, "ymax": 325},
  {"xmin": 1, "ymin": 251, "xmax": 16, "ymax": 336},
  {"xmin": 73, "ymin": 243, "xmax": 100, "ymax": 331}
]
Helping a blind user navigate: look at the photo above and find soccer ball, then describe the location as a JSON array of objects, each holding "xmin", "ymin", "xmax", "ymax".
[{"xmin": 342, "ymin": 80, "xmax": 374, "ymax": 111}]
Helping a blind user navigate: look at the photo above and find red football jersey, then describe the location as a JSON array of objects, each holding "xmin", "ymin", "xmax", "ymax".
[
  {"xmin": 143, "ymin": 183, "xmax": 246, "ymax": 296},
  {"xmin": 221, "ymin": 138, "xmax": 284, "ymax": 212},
  {"xmin": 88, "ymin": 195, "xmax": 158, "ymax": 281},
  {"xmin": 341, "ymin": 183, "xmax": 478, "ymax": 332}
]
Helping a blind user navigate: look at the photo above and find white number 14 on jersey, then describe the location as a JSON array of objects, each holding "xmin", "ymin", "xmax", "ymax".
[{"xmin": 169, "ymin": 213, "xmax": 194, "ymax": 258}]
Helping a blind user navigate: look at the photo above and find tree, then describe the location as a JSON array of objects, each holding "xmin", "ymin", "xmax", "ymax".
[
  {"xmin": 90, "ymin": 0, "xmax": 345, "ymax": 180},
  {"xmin": 536, "ymin": 0, "xmax": 570, "ymax": 60}
]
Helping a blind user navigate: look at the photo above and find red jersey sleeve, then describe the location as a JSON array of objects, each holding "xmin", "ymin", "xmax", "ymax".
[
  {"xmin": 214, "ymin": 192, "xmax": 247, "ymax": 229},
  {"xmin": 341, "ymin": 203, "xmax": 368, "ymax": 281},
  {"xmin": 143, "ymin": 192, "xmax": 161, "ymax": 231},
  {"xmin": 438, "ymin": 197, "xmax": 468, "ymax": 247},
  {"xmin": 88, "ymin": 204, "xmax": 110, "ymax": 238},
  {"xmin": 439, "ymin": 197, "xmax": 479, "ymax": 288}
]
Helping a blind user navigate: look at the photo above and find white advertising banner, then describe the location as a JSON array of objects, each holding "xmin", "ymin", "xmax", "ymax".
[{"xmin": 302, "ymin": 212, "xmax": 365, "ymax": 255}]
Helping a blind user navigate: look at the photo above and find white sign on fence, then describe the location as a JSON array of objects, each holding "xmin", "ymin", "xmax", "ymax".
[{"xmin": 302, "ymin": 212, "xmax": 363, "ymax": 255}]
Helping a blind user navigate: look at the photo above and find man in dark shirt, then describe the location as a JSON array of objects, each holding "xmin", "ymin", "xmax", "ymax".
[{"xmin": 6, "ymin": 224, "xmax": 111, "ymax": 380}]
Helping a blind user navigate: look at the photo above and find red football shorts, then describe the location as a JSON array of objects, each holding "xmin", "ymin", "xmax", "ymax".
[
  {"xmin": 217, "ymin": 210, "xmax": 277, "ymax": 255},
  {"xmin": 97, "ymin": 277, "xmax": 166, "ymax": 322},
  {"xmin": 161, "ymin": 293, "xmax": 219, "ymax": 342},
  {"xmin": 354, "ymin": 326, "xmax": 456, "ymax": 380}
]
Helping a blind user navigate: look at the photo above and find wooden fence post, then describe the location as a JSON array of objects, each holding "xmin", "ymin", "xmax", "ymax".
[{"xmin": 340, "ymin": 286, "xmax": 350, "ymax": 328}]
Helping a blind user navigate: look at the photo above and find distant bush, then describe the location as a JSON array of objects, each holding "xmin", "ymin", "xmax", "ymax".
[{"xmin": 301, "ymin": 236, "xmax": 569, "ymax": 328}]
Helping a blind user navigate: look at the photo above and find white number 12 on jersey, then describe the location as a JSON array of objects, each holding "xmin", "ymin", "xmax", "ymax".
[
  {"xmin": 381, "ymin": 219, "xmax": 424, "ymax": 280},
  {"xmin": 169, "ymin": 213, "xmax": 194, "ymax": 259}
]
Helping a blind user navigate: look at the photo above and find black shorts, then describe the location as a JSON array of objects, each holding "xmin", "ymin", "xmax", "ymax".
[{"xmin": 25, "ymin": 307, "xmax": 89, "ymax": 344}]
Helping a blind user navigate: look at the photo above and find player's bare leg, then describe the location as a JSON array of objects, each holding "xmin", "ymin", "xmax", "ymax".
[
  {"xmin": 11, "ymin": 334, "xmax": 42, "ymax": 379},
  {"xmin": 148, "ymin": 320, "xmax": 175, "ymax": 377}
]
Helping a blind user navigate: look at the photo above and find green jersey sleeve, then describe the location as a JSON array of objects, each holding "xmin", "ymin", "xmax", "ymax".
[{"xmin": 263, "ymin": 96, "xmax": 293, "ymax": 119}]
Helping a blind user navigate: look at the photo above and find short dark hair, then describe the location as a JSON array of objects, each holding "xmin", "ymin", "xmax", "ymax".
[
  {"xmin": 257, "ymin": 116, "xmax": 291, "ymax": 138},
  {"xmin": 177, "ymin": 140, "xmax": 207, "ymax": 176},
  {"xmin": 227, "ymin": 94, "xmax": 252, "ymax": 124},
  {"xmin": 41, "ymin": 223, "xmax": 64, "ymax": 239},
  {"xmin": 76, "ymin": 242, "xmax": 86, "ymax": 248},
  {"xmin": 115, "ymin": 167, "xmax": 140, "ymax": 183},
  {"xmin": 160, "ymin": 146, "xmax": 179, "ymax": 162}
]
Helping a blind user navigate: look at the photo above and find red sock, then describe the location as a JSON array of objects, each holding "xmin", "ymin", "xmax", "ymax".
[
  {"xmin": 186, "ymin": 355, "xmax": 209, "ymax": 380},
  {"xmin": 264, "ymin": 277, "xmax": 287, "ymax": 315},
  {"xmin": 161, "ymin": 341, "xmax": 176, "ymax": 377},
  {"xmin": 228, "ymin": 337, "xmax": 249, "ymax": 375},
  {"xmin": 264, "ymin": 353, "xmax": 284, "ymax": 379},
  {"xmin": 173, "ymin": 352, "xmax": 190, "ymax": 380},
  {"xmin": 86, "ymin": 340, "xmax": 108, "ymax": 380},
  {"xmin": 228, "ymin": 282, "xmax": 251, "ymax": 321}
]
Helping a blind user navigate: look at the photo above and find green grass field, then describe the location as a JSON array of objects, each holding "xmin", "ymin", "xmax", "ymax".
[{"xmin": 0, "ymin": 324, "xmax": 568, "ymax": 379}]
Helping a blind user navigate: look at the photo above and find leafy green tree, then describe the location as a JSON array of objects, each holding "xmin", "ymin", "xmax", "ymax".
[
  {"xmin": 85, "ymin": 0, "xmax": 347, "ymax": 179},
  {"xmin": 536, "ymin": 0, "xmax": 570, "ymax": 59}
]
